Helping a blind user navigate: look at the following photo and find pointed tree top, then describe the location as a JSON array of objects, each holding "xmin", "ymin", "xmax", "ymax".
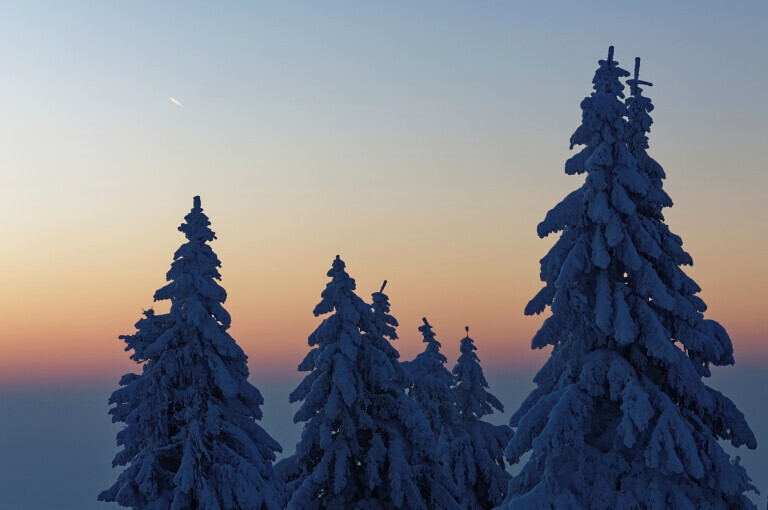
[
  {"xmin": 331, "ymin": 254, "xmax": 346, "ymax": 272},
  {"xmin": 324, "ymin": 255, "xmax": 352, "ymax": 285},
  {"xmin": 419, "ymin": 317, "xmax": 437, "ymax": 342},
  {"xmin": 627, "ymin": 56, "xmax": 653, "ymax": 95},
  {"xmin": 371, "ymin": 278, "xmax": 399, "ymax": 340},
  {"xmin": 177, "ymin": 195, "xmax": 216, "ymax": 244},
  {"xmin": 417, "ymin": 317, "xmax": 445, "ymax": 361},
  {"xmin": 419, "ymin": 317, "xmax": 438, "ymax": 343},
  {"xmin": 592, "ymin": 45, "xmax": 630, "ymax": 98},
  {"xmin": 465, "ymin": 325, "xmax": 469, "ymax": 336}
]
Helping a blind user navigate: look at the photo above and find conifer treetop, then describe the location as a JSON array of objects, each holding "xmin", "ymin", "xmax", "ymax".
[
  {"xmin": 180, "ymin": 195, "xmax": 217, "ymax": 244},
  {"xmin": 371, "ymin": 280, "xmax": 399, "ymax": 341},
  {"xmin": 594, "ymin": 45, "xmax": 631, "ymax": 98},
  {"xmin": 419, "ymin": 317, "xmax": 446, "ymax": 363},
  {"xmin": 153, "ymin": 195, "xmax": 230, "ymax": 328},
  {"xmin": 407, "ymin": 318, "xmax": 460, "ymax": 436},
  {"xmin": 627, "ymin": 57, "xmax": 653, "ymax": 95},
  {"xmin": 311, "ymin": 255, "xmax": 361, "ymax": 318},
  {"xmin": 625, "ymin": 57, "xmax": 674, "ymax": 216},
  {"xmin": 452, "ymin": 328, "xmax": 504, "ymax": 421},
  {"xmin": 625, "ymin": 57, "xmax": 656, "ymax": 155}
]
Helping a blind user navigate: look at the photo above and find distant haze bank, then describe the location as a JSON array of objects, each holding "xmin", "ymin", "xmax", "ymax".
[{"xmin": 0, "ymin": 366, "xmax": 764, "ymax": 510}]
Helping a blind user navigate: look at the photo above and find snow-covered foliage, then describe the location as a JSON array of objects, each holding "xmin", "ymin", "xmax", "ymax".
[
  {"xmin": 403, "ymin": 318, "xmax": 462, "ymax": 509},
  {"xmin": 625, "ymin": 57, "xmax": 672, "ymax": 220},
  {"xmin": 286, "ymin": 261, "xmax": 456, "ymax": 509},
  {"xmin": 406, "ymin": 319, "xmax": 459, "ymax": 442},
  {"xmin": 451, "ymin": 328, "xmax": 512, "ymax": 509},
  {"xmin": 100, "ymin": 196, "xmax": 283, "ymax": 510},
  {"xmin": 500, "ymin": 48, "xmax": 758, "ymax": 510}
]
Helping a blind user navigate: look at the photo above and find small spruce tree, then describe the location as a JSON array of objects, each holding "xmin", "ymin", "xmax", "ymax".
[
  {"xmin": 369, "ymin": 282, "xmax": 458, "ymax": 509},
  {"xmin": 404, "ymin": 318, "xmax": 462, "ymax": 510},
  {"xmin": 100, "ymin": 196, "xmax": 283, "ymax": 510},
  {"xmin": 499, "ymin": 48, "xmax": 757, "ymax": 509},
  {"xmin": 286, "ymin": 260, "xmax": 456, "ymax": 509},
  {"xmin": 451, "ymin": 327, "xmax": 511, "ymax": 509}
]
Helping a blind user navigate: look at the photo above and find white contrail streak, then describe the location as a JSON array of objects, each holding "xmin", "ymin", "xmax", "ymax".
[{"xmin": 168, "ymin": 97, "xmax": 184, "ymax": 107}]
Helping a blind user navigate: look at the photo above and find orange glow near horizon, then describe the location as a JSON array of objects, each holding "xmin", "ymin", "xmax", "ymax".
[
  {"xmin": 2, "ymin": 92, "xmax": 766, "ymax": 389},
  {"xmin": 1, "ymin": 215, "xmax": 765, "ymax": 388}
]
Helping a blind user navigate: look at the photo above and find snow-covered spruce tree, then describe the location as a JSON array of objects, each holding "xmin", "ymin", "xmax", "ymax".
[
  {"xmin": 100, "ymin": 196, "xmax": 283, "ymax": 510},
  {"xmin": 451, "ymin": 327, "xmax": 511, "ymax": 509},
  {"xmin": 369, "ymin": 281, "xmax": 458, "ymax": 509},
  {"xmin": 286, "ymin": 261, "xmax": 457, "ymax": 509},
  {"xmin": 403, "ymin": 318, "xmax": 462, "ymax": 510},
  {"xmin": 499, "ymin": 47, "xmax": 757, "ymax": 510}
]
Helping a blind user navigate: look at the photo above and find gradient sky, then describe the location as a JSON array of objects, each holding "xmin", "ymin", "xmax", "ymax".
[
  {"xmin": 1, "ymin": 3, "xmax": 768, "ymax": 508},
  {"xmin": 1, "ymin": 1, "xmax": 767, "ymax": 386}
]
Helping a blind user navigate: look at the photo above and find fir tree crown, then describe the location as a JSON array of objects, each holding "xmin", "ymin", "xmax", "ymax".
[
  {"xmin": 419, "ymin": 317, "xmax": 445, "ymax": 362},
  {"xmin": 371, "ymin": 280, "xmax": 399, "ymax": 341}
]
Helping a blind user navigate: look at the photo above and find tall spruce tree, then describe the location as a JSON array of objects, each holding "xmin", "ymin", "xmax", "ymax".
[
  {"xmin": 286, "ymin": 260, "xmax": 456, "ymax": 509},
  {"xmin": 451, "ymin": 328, "xmax": 511, "ymax": 509},
  {"xmin": 100, "ymin": 197, "xmax": 283, "ymax": 510},
  {"xmin": 499, "ymin": 48, "xmax": 757, "ymax": 509}
]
